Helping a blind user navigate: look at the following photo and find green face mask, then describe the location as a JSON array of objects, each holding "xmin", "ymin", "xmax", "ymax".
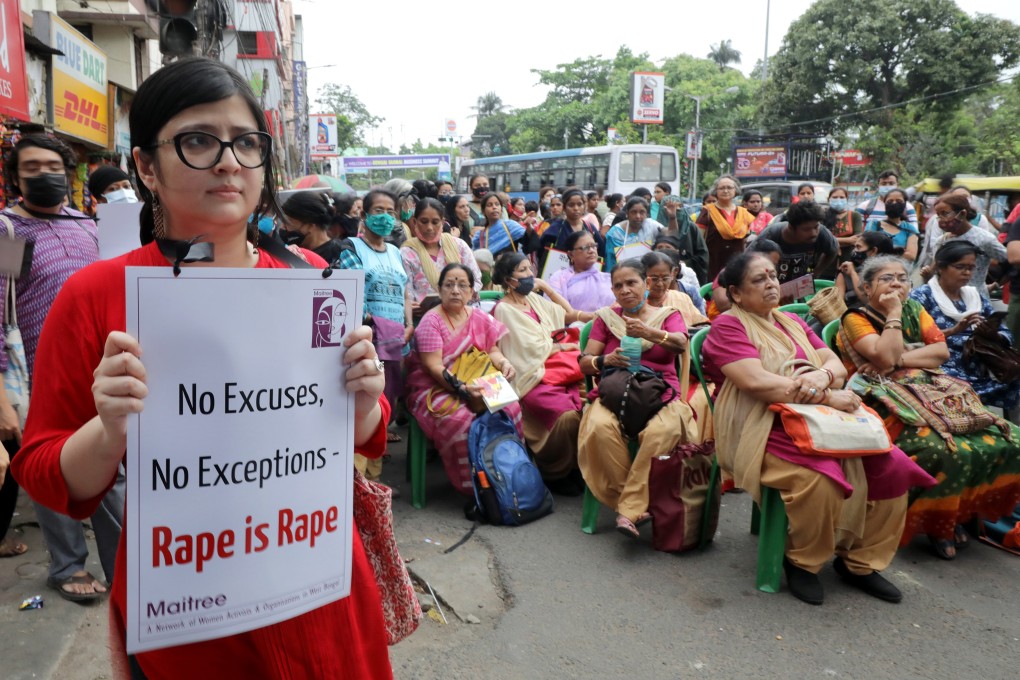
[
  {"xmin": 481, "ymin": 271, "xmax": 492, "ymax": 286},
  {"xmin": 401, "ymin": 209, "xmax": 414, "ymax": 222}
]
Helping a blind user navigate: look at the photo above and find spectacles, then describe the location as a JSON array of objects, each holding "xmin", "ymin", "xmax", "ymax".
[
  {"xmin": 716, "ymin": 185, "xmax": 736, "ymax": 192},
  {"xmin": 647, "ymin": 275, "xmax": 674, "ymax": 284},
  {"xmin": 948, "ymin": 263, "xmax": 976, "ymax": 272},
  {"xmin": 153, "ymin": 131, "xmax": 272, "ymax": 170},
  {"xmin": 573, "ymin": 244, "xmax": 598, "ymax": 252},
  {"xmin": 369, "ymin": 207, "xmax": 399, "ymax": 218},
  {"xmin": 935, "ymin": 210, "xmax": 965, "ymax": 219},
  {"xmin": 876, "ymin": 274, "xmax": 910, "ymax": 284},
  {"xmin": 441, "ymin": 282, "xmax": 472, "ymax": 291}
]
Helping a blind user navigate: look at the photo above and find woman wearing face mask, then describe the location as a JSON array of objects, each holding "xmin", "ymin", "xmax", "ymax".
[
  {"xmin": 537, "ymin": 194, "xmax": 565, "ymax": 236},
  {"xmin": 742, "ymin": 190, "xmax": 772, "ymax": 236},
  {"xmin": 492, "ymin": 253, "xmax": 589, "ymax": 495},
  {"xmin": 917, "ymin": 193, "xmax": 1007, "ymax": 299},
  {"xmin": 328, "ymin": 192, "xmax": 362, "ymax": 240},
  {"xmin": 87, "ymin": 165, "xmax": 138, "ymax": 204},
  {"xmin": 824, "ymin": 187, "xmax": 863, "ymax": 264},
  {"xmin": 280, "ymin": 191, "xmax": 360, "ymax": 267},
  {"xmin": 864, "ymin": 188, "xmax": 919, "ymax": 262},
  {"xmin": 471, "ymin": 192, "xmax": 538, "ymax": 258},
  {"xmin": 401, "ymin": 197, "xmax": 482, "ymax": 307},
  {"xmin": 836, "ymin": 231, "xmax": 896, "ymax": 309},
  {"xmin": 467, "ymin": 174, "xmax": 495, "ymax": 226}
]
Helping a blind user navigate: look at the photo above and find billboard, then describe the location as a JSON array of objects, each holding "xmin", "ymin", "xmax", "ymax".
[
  {"xmin": 309, "ymin": 113, "xmax": 338, "ymax": 158},
  {"xmin": 341, "ymin": 154, "xmax": 451, "ymax": 174},
  {"xmin": 630, "ymin": 71, "xmax": 665, "ymax": 125},
  {"xmin": 0, "ymin": 0, "xmax": 30, "ymax": 121},
  {"xmin": 734, "ymin": 146, "xmax": 787, "ymax": 177},
  {"xmin": 48, "ymin": 13, "xmax": 109, "ymax": 147},
  {"xmin": 835, "ymin": 149, "xmax": 870, "ymax": 167}
]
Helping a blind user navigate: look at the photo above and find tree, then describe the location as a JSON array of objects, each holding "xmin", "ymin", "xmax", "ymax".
[
  {"xmin": 472, "ymin": 92, "xmax": 507, "ymax": 118},
  {"xmin": 315, "ymin": 83, "xmax": 383, "ymax": 153},
  {"xmin": 759, "ymin": 0, "xmax": 1020, "ymax": 134},
  {"xmin": 707, "ymin": 40, "xmax": 741, "ymax": 72}
]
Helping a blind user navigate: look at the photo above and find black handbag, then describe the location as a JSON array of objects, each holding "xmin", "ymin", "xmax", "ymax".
[
  {"xmin": 963, "ymin": 328, "xmax": 1020, "ymax": 383},
  {"xmin": 598, "ymin": 367, "xmax": 675, "ymax": 439}
]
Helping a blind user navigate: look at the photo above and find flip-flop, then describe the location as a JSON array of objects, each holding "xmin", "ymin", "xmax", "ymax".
[
  {"xmin": 0, "ymin": 540, "xmax": 28, "ymax": 558},
  {"xmin": 387, "ymin": 432, "xmax": 402, "ymax": 443},
  {"xmin": 954, "ymin": 524, "xmax": 971, "ymax": 551},
  {"xmin": 47, "ymin": 573, "xmax": 105, "ymax": 603},
  {"xmin": 615, "ymin": 515, "xmax": 640, "ymax": 539},
  {"xmin": 928, "ymin": 535, "xmax": 956, "ymax": 560}
]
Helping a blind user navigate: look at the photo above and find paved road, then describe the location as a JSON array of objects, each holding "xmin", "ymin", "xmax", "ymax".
[{"xmin": 5, "ymin": 428, "xmax": 1018, "ymax": 679}]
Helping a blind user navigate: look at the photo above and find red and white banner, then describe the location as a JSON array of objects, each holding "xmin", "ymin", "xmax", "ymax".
[{"xmin": 0, "ymin": 0, "xmax": 31, "ymax": 121}]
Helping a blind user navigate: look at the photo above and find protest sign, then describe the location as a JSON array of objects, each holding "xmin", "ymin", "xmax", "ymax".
[
  {"xmin": 97, "ymin": 202, "xmax": 143, "ymax": 260},
  {"xmin": 124, "ymin": 268, "xmax": 364, "ymax": 653},
  {"xmin": 540, "ymin": 248, "xmax": 570, "ymax": 280}
]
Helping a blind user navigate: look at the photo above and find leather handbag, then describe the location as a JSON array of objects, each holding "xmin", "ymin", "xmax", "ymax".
[
  {"xmin": 543, "ymin": 327, "xmax": 583, "ymax": 386},
  {"xmin": 598, "ymin": 367, "xmax": 675, "ymax": 439},
  {"xmin": 352, "ymin": 468, "xmax": 421, "ymax": 645},
  {"xmin": 426, "ymin": 347, "xmax": 496, "ymax": 416},
  {"xmin": 962, "ymin": 325, "xmax": 1020, "ymax": 383},
  {"xmin": 648, "ymin": 441, "xmax": 720, "ymax": 553}
]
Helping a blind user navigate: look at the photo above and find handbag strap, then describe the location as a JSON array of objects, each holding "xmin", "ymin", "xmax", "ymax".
[{"xmin": 1, "ymin": 214, "xmax": 17, "ymax": 327}]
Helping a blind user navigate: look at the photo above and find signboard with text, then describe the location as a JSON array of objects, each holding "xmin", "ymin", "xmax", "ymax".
[
  {"xmin": 630, "ymin": 71, "xmax": 665, "ymax": 125},
  {"xmin": 47, "ymin": 13, "xmax": 109, "ymax": 147},
  {"xmin": 124, "ymin": 268, "xmax": 365, "ymax": 653},
  {"xmin": 309, "ymin": 113, "xmax": 338, "ymax": 158},
  {"xmin": 0, "ymin": 0, "xmax": 30, "ymax": 121},
  {"xmin": 734, "ymin": 146, "xmax": 788, "ymax": 178},
  {"xmin": 341, "ymin": 154, "xmax": 451, "ymax": 173}
]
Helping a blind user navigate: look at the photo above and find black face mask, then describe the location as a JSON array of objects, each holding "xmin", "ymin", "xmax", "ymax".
[
  {"xmin": 338, "ymin": 215, "xmax": 360, "ymax": 238},
  {"xmin": 885, "ymin": 202, "xmax": 906, "ymax": 219},
  {"xmin": 22, "ymin": 173, "xmax": 68, "ymax": 208},
  {"xmin": 471, "ymin": 185, "xmax": 489, "ymax": 199},
  {"xmin": 281, "ymin": 230, "xmax": 305, "ymax": 247},
  {"xmin": 849, "ymin": 250, "xmax": 868, "ymax": 266}
]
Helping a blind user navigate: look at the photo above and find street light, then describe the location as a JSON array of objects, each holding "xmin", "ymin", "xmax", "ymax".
[{"xmin": 686, "ymin": 86, "xmax": 739, "ymax": 200}]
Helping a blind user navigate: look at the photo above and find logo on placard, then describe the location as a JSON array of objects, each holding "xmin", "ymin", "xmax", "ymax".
[{"xmin": 312, "ymin": 289, "xmax": 348, "ymax": 348}]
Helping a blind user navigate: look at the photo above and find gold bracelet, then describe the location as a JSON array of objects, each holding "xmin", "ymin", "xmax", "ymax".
[
  {"xmin": 659, "ymin": 330, "xmax": 669, "ymax": 345},
  {"xmin": 589, "ymin": 356, "xmax": 599, "ymax": 372}
]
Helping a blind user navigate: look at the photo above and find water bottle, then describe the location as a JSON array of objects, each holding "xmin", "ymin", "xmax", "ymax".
[{"xmin": 620, "ymin": 335, "xmax": 643, "ymax": 373}]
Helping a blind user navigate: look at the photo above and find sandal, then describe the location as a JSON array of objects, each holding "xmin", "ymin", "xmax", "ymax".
[
  {"xmin": 635, "ymin": 513, "xmax": 653, "ymax": 527},
  {"xmin": 47, "ymin": 572, "xmax": 106, "ymax": 603},
  {"xmin": 928, "ymin": 535, "xmax": 956, "ymax": 560},
  {"xmin": 615, "ymin": 515, "xmax": 640, "ymax": 539},
  {"xmin": 954, "ymin": 524, "xmax": 971, "ymax": 551},
  {"xmin": 0, "ymin": 539, "xmax": 28, "ymax": 558},
  {"xmin": 387, "ymin": 432, "xmax": 402, "ymax": 443}
]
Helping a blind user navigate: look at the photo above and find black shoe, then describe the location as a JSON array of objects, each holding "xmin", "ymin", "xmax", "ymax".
[
  {"xmin": 783, "ymin": 557, "xmax": 824, "ymax": 605},
  {"xmin": 833, "ymin": 557, "xmax": 902, "ymax": 603}
]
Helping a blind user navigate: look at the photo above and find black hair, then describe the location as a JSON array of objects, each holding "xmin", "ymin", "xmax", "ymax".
[
  {"xmin": 786, "ymin": 200, "xmax": 826, "ymax": 228},
  {"xmin": 446, "ymin": 194, "xmax": 469, "ymax": 226},
  {"xmin": 934, "ymin": 239, "xmax": 980, "ymax": 269},
  {"xmin": 631, "ymin": 187, "xmax": 652, "ymax": 200},
  {"xmin": 130, "ymin": 57, "xmax": 277, "ymax": 244},
  {"xmin": 624, "ymin": 196, "xmax": 649, "ymax": 216},
  {"xmin": 586, "ymin": 191, "xmax": 598, "ymax": 200},
  {"xmin": 641, "ymin": 250, "xmax": 677, "ymax": 272},
  {"xmin": 606, "ymin": 193, "xmax": 624, "ymax": 210},
  {"xmin": 363, "ymin": 188, "xmax": 398, "ymax": 214},
  {"xmin": 878, "ymin": 169, "xmax": 898, "ymax": 182},
  {"xmin": 611, "ymin": 258, "xmax": 646, "ymax": 279},
  {"xmin": 412, "ymin": 179, "xmax": 438, "ymax": 199},
  {"xmin": 883, "ymin": 188, "xmax": 908, "ymax": 204},
  {"xmin": 480, "ymin": 191, "xmax": 504, "ymax": 212},
  {"xmin": 827, "ymin": 186, "xmax": 848, "ymax": 199},
  {"xmin": 469, "ymin": 174, "xmax": 489, "ymax": 189},
  {"xmin": 562, "ymin": 228, "xmax": 595, "ymax": 251},
  {"xmin": 524, "ymin": 200, "xmax": 538, "ymax": 213},
  {"xmin": 742, "ymin": 189, "xmax": 763, "ymax": 203},
  {"xmin": 281, "ymin": 191, "xmax": 335, "ymax": 230},
  {"xmin": 747, "ymin": 238, "xmax": 782, "ymax": 257},
  {"xmin": 492, "ymin": 251, "xmax": 527, "ymax": 286},
  {"xmin": 702, "ymin": 192, "xmax": 715, "ymax": 204},
  {"xmin": 435, "ymin": 179, "xmax": 453, "ymax": 190},
  {"xmin": 332, "ymin": 192, "xmax": 360, "ymax": 217},
  {"xmin": 719, "ymin": 251, "xmax": 771, "ymax": 300},
  {"xmin": 935, "ymin": 192, "xmax": 977, "ymax": 220},
  {"xmin": 4, "ymin": 134, "xmax": 77, "ymax": 198},
  {"xmin": 938, "ymin": 174, "xmax": 955, "ymax": 191},
  {"xmin": 655, "ymin": 182, "xmax": 672, "ymax": 194},
  {"xmin": 796, "ymin": 183, "xmax": 815, "ymax": 195},
  {"xmin": 413, "ymin": 197, "xmax": 446, "ymax": 220},
  {"xmin": 561, "ymin": 187, "xmax": 585, "ymax": 206},
  {"xmin": 653, "ymin": 232, "xmax": 683, "ymax": 252},
  {"xmin": 858, "ymin": 231, "xmax": 895, "ymax": 254},
  {"xmin": 438, "ymin": 262, "xmax": 475, "ymax": 289}
]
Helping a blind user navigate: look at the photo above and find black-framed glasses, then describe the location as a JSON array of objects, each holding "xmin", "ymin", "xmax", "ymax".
[{"xmin": 153, "ymin": 131, "xmax": 272, "ymax": 170}]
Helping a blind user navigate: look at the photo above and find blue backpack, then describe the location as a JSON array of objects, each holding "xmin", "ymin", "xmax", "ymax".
[{"xmin": 468, "ymin": 411, "xmax": 554, "ymax": 526}]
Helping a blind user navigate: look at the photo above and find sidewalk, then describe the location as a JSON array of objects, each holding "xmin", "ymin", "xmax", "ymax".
[{"xmin": 1, "ymin": 490, "xmax": 112, "ymax": 680}]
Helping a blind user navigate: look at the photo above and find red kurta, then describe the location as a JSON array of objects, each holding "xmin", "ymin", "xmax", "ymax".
[{"xmin": 12, "ymin": 241, "xmax": 393, "ymax": 679}]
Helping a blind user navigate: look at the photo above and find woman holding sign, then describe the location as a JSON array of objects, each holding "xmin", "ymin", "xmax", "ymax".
[{"xmin": 12, "ymin": 59, "xmax": 395, "ymax": 678}]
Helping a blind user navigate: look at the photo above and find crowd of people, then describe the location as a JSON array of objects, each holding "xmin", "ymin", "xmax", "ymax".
[{"xmin": 0, "ymin": 56, "xmax": 1018, "ymax": 676}]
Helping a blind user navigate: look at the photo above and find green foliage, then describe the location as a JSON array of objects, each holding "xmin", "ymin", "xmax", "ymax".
[
  {"xmin": 315, "ymin": 83, "xmax": 383, "ymax": 152},
  {"xmin": 708, "ymin": 40, "xmax": 742, "ymax": 72}
]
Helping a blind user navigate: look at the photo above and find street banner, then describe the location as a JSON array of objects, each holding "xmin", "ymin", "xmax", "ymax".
[
  {"xmin": 734, "ymin": 146, "xmax": 788, "ymax": 177},
  {"xmin": 630, "ymin": 72, "xmax": 665, "ymax": 125},
  {"xmin": 341, "ymin": 154, "xmax": 451, "ymax": 173},
  {"xmin": 685, "ymin": 131, "xmax": 701, "ymax": 160},
  {"xmin": 97, "ymin": 201, "xmax": 143, "ymax": 260},
  {"xmin": 124, "ymin": 268, "xmax": 365, "ymax": 653},
  {"xmin": 44, "ymin": 13, "xmax": 109, "ymax": 147},
  {"xmin": 309, "ymin": 113, "xmax": 338, "ymax": 157},
  {"xmin": 0, "ymin": 0, "xmax": 30, "ymax": 121}
]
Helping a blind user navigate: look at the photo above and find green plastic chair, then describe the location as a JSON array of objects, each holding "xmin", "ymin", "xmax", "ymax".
[
  {"xmin": 802, "ymin": 278, "xmax": 834, "ymax": 303},
  {"xmin": 778, "ymin": 302, "xmax": 811, "ymax": 319},
  {"xmin": 821, "ymin": 318, "xmax": 840, "ymax": 353},
  {"xmin": 688, "ymin": 327, "xmax": 721, "ymax": 550},
  {"xmin": 699, "ymin": 282, "xmax": 713, "ymax": 301},
  {"xmin": 406, "ymin": 418, "xmax": 428, "ymax": 509},
  {"xmin": 691, "ymin": 326, "xmax": 787, "ymax": 589},
  {"xmin": 479, "ymin": 290, "xmax": 504, "ymax": 301}
]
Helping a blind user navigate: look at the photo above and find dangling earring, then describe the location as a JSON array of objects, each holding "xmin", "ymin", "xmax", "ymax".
[{"xmin": 152, "ymin": 193, "xmax": 166, "ymax": 240}]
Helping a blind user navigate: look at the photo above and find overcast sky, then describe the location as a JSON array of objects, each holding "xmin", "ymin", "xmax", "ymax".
[{"xmin": 293, "ymin": 0, "xmax": 1020, "ymax": 152}]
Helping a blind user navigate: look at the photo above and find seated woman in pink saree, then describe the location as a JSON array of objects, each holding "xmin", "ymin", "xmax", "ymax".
[{"xmin": 406, "ymin": 263, "xmax": 523, "ymax": 495}]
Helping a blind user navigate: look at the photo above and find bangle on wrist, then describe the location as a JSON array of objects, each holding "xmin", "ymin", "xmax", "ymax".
[{"xmin": 658, "ymin": 330, "xmax": 669, "ymax": 345}]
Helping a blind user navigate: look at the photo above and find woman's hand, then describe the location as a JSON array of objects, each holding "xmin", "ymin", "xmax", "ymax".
[
  {"xmin": 0, "ymin": 401, "xmax": 20, "ymax": 444},
  {"xmin": 286, "ymin": 245, "xmax": 310, "ymax": 263},
  {"xmin": 500, "ymin": 360, "xmax": 517, "ymax": 382},
  {"xmin": 449, "ymin": 226, "xmax": 461, "ymax": 239},
  {"xmin": 788, "ymin": 371, "xmax": 830, "ymax": 403},
  {"xmin": 872, "ymin": 290, "xmax": 903, "ymax": 319},
  {"xmin": 93, "ymin": 332, "xmax": 148, "ymax": 441},
  {"xmin": 343, "ymin": 326, "xmax": 384, "ymax": 424},
  {"xmin": 949, "ymin": 312, "xmax": 981, "ymax": 336},
  {"xmin": 824, "ymin": 389, "xmax": 862, "ymax": 414},
  {"xmin": 856, "ymin": 361, "xmax": 895, "ymax": 379},
  {"xmin": 603, "ymin": 348, "xmax": 630, "ymax": 369},
  {"xmin": 663, "ymin": 200, "xmax": 678, "ymax": 219},
  {"xmin": 623, "ymin": 316, "xmax": 655, "ymax": 341},
  {"xmin": 0, "ymin": 443, "xmax": 9, "ymax": 486},
  {"xmin": 838, "ymin": 261, "xmax": 855, "ymax": 276}
]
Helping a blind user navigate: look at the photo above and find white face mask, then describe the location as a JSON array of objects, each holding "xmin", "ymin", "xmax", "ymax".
[{"xmin": 105, "ymin": 188, "xmax": 138, "ymax": 204}]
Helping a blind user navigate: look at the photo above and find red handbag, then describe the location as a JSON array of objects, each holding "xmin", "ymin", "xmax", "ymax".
[
  {"xmin": 543, "ymin": 327, "xmax": 583, "ymax": 386},
  {"xmin": 353, "ymin": 468, "xmax": 422, "ymax": 645},
  {"xmin": 647, "ymin": 441, "xmax": 720, "ymax": 553}
]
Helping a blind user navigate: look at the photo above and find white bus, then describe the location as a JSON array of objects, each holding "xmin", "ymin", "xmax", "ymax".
[{"xmin": 457, "ymin": 144, "xmax": 681, "ymax": 201}]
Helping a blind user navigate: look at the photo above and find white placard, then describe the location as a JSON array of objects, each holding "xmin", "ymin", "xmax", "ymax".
[
  {"xmin": 124, "ymin": 267, "xmax": 365, "ymax": 653},
  {"xmin": 614, "ymin": 241, "xmax": 652, "ymax": 262},
  {"xmin": 540, "ymin": 248, "xmax": 571, "ymax": 280},
  {"xmin": 97, "ymin": 202, "xmax": 143, "ymax": 260},
  {"xmin": 631, "ymin": 71, "xmax": 665, "ymax": 125}
]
